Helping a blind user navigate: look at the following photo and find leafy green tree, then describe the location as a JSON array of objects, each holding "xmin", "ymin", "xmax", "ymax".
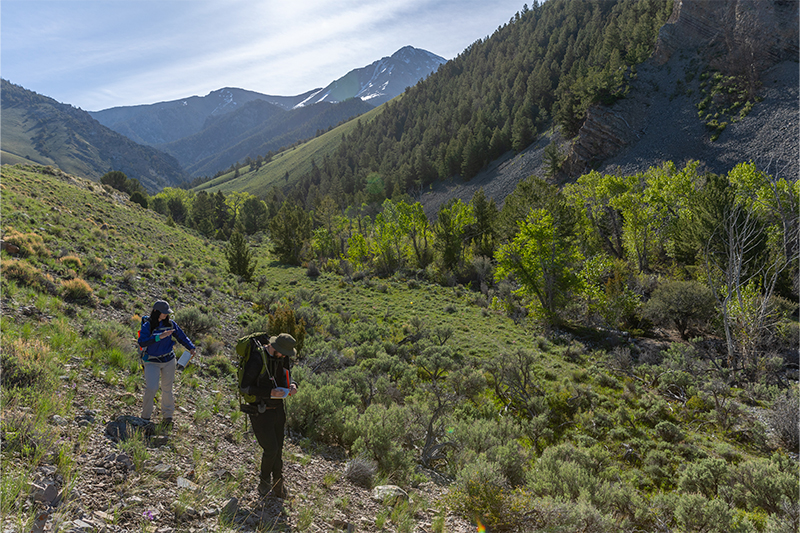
[
  {"xmin": 269, "ymin": 199, "xmax": 312, "ymax": 265},
  {"xmin": 500, "ymin": 176, "xmax": 576, "ymax": 243},
  {"xmin": 372, "ymin": 199, "xmax": 408, "ymax": 273},
  {"xmin": 225, "ymin": 230, "xmax": 256, "ymax": 281},
  {"xmin": 398, "ymin": 201, "xmax": 434, "ymax": 269},
  {"xmin": 129, "ymin": 191, "xmax": 148, "ymax": 209},
  {"xmin": 434, "ymin": 199, "xmax": 476, "ymax": 273},
  {"xmin": 578, "ymin": 256, "xmax": 641, "ymax": 330},
  {"xmin": 495, "ymin": 208, "xmax": 583, "ymax": 320},
  {"xmin": 225, "ymin": 191, "xmax": 253, "ymax": 221},
  {"xmin": 240, "ymin": 196, "xmax": 268, "ymax": 235},
  {"xmin": 190, "ymin": 191, "xmax": 216, "ymax": 238},
  {"xmin": 346, "ymin": 232, "xmax": 372, "ymax": 272},
  {"xmin": 564, "ymin": 170, "xmax": 626, "ymax": 259}
]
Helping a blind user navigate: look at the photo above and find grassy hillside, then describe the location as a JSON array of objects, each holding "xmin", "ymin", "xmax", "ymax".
[
  {"xmin": 2, "ymin": 164, "xmax": 798, "ymax": 533},
  {"xmin": 0, "ymin": 80, "xmax": 190, "ymax": 193},
  {"xmin": 192, "ymin": 98, "xmax": 391, "ymax": 197}
]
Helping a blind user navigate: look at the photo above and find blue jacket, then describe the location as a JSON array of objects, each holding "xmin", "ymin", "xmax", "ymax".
[{"xmin": 138, "ymin": 318, "xmax": 195, "ymax": 362}]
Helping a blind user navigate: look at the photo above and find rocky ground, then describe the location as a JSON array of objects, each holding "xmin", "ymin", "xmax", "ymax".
[{"xmin": 2, "ymin": 347, "xmax": 474, "ymax": 533}]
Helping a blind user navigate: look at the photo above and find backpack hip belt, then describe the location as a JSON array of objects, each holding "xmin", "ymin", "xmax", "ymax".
[{"xmin": 146, "ymin": 351, "xmax": 175, "ymax": 363}]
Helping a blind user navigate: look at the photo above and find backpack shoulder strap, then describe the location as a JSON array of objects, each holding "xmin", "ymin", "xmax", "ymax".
[{"xmin": 252, "ymin": 339, "xmax": 270, "ymax": 379}]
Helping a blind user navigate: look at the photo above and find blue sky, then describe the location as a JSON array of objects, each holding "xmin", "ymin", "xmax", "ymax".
[{"xmin": 1, "ymin": 0, "xmax": 529, "ymax": 111}]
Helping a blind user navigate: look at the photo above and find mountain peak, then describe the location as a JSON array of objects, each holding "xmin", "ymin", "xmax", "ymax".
[{"xmin": 296, "ymin": 46, "xmax": 446, "ymax": 108}]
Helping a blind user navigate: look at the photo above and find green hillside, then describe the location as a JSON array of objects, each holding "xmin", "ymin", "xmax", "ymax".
[
  {"xmin": 3, "ymin": 164, "xmax": 798, "ymax": 532},
  {"xmin": 193, "ymin": 99, "xmax": 389, "ymax": 197},
  {"xmin": 0, "ymin": 79, "xmax": 190, "ymax": 192}
]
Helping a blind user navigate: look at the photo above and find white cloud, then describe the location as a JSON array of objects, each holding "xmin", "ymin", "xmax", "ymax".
[{"xmin": 1, "ymin": 0, "xmax": 527, "ymax": 109}]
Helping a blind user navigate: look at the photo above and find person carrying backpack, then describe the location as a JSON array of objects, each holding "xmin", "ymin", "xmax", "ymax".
[
  {"xmin": 239, "ymin": 333, "xmax": 298, "ymax": 498},
  {"xmin": 138, "ymin": 300, "xmax": 196, "ymax": 427}
]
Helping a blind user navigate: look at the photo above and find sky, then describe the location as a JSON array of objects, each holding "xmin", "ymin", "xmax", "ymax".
[{"xmin": 1, "ymin": 0, "xmax": 529, "ymax": 112}]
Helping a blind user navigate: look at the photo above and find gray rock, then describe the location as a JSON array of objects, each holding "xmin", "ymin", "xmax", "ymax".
[
  {"xmin": 212, "ymin": 469, "xmax": 233, "ymax": 481},
  {"xmin": 51, "ymin": 415, "xmax": 69, "ymax": 426},
  {"xmin": 220, "ymin": 497, "xmax": 238, "ymax": 520},
  {"xmin": 31, "ymin": 482, "xmax": 59, "ymax": 505},
  {"xmin": 370, "ymin": 485, "xmax": 409, "ymax": 505},
  {"xmin": 176, "ymin": 477, "xmax": 199, "ymax": 490},
  {"xmin": 30, "ymin": 510, "xmax": 49, "ymax": 533}
]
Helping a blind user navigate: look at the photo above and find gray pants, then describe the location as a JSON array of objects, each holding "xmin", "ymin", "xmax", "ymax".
[{"xmin": 142, "ymin": 358, "xmax": 176, "ymax": 419}]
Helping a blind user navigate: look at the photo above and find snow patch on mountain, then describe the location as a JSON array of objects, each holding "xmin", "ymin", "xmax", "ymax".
[{"xmin": 294, "ymin": 46, "xmax": 446, "ymax": 108}]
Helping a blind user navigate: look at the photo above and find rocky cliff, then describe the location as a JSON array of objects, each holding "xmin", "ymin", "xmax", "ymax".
[
  {"xmin": 653, "ymin": 0, "xmax": 799, "ymax": 68},
  {"xmin": 563, "ymin": 0, "xmax": 799, "ymax": 180}
]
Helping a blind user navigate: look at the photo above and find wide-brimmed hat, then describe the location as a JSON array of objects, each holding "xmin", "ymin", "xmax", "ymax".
[
  {"xmin": 153, "ymin": 300, "xmax": 174, "ymax": 314},
  {"xmin": 269, "ymin": 333, "xmax": 297, "ymax": 357}
]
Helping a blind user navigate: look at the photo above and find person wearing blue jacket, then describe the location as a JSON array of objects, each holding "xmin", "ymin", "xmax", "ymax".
[{"xmin": 138, "ymin": 300, "xmax": 196, "ymax": 426}]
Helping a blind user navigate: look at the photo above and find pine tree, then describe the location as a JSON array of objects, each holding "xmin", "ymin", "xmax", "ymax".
[{"xmin": 225, "ymin": 230, "xmax": 256, "ymax": 281}]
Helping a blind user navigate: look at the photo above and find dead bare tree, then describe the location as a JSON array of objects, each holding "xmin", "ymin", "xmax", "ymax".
[{"xmin": 704, "ymin": 190, "xmax": 798, "ymax": 378}]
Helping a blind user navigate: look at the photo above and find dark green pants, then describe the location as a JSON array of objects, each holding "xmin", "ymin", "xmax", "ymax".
[{"xmin": 249, "ymin": 407, "xmax": 286, "ymax": 488}]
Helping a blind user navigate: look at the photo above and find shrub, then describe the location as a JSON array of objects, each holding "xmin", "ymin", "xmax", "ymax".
[
  {"xmin": 201, "ymin": 336, "xmax": 225, "ymax": 357},
  {"xmin": 655, "ymin": 421, "xmax": 684, "ymax": 443},
  {"xmin": 1, "ymin": 352, "xmax": 47, "ymax": 390},
  {"xmin": 516, "ymin": 496, "xmax": 616, "ymax": 533},
  {"xmin": 730, "ymin": 455, "xmax": 799, "ymax": 515},
  {"xmin": 1, "ymin": 259, "xmax": 56, "ymax": 293},
  {"xmin": 344, "ymin": 457, "xmax": 377, "ymax": 489},
  {"xmin": 526, "ymin": 443, "xmax": 609, "ymax": 503},
  {"xmin": 95, "ymin": 322, "xmax": 135, "ymax": 354},
  {"xmin": 60, "ymin": 278, "xmax": 95, "ymax": 305},
  {"xmin": 677, "ymin": 458, "xmax": 729, "ymax": 499},
  {"xmin": 202, "ymin": 355, "xmax": 235, "ymax": 378},
  {"xmin": 267, "ymin": 304, "xmax": 306, "ymax": 355},
  {"xmin": 643, "ymin": 280, "xmax": 715, "ymax": 339},
  {"xmin": 174, "ymin": 306, "xmax": 218, "ymax": 338},
  {"xmin": 306, "ymin": 261, "xmax": 320, "ymax": 278},
  {"xmin": 767, "ymin": 387, "xmax": 799, "ymax": 451},
  {"xmin": 59, "ymin": 255, "xmax": 83, "ymax": 270},
  {"xmin": 287, "ymin": 379, "xmax": 359, "ymax": 446},
  {"xmin": 449, "ymin": 455, "xmax": 509, "ymax": 528},
  {"xmin": 674, "ymin": 493, "xmax": 737, "ymax": 533},
  {"xmin": 156, "ymin": 254, "xmax": 175, "ymax": 267},
  {"xmin": 350, "ymin": 403, "xmax": 414, "ymax": 482},
  {"xmin": 84, "ymin": 256, "xmax": 106, "ymax": 278},
  {"xmin": 3, "ymin": 230, "xmax": 50, "ymax": 258}
]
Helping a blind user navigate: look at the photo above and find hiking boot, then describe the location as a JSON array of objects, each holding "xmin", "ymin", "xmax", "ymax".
[
  {"xmin": 272, "ymin": 479, "xmax": 288, "ymax": 499},
  {"xmin": 141, "ymin": 418, "xmax": 156, "ymax": 433},
  {"xmin": 159, "ymin": 418, "xmax": 173, "ymax": 431},
  {"xmin": 257, "ymin": 480, "xmax": 271, "ymax": 497}
]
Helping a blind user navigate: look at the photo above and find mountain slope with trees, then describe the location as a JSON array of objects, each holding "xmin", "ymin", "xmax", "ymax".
[
  {"xmin": 0, "ymin": 80, "xmax": 189, "ymax": 192},
  {"xmin": 206, "ymin": 0, "xmax": 674, "ymax": 204}
]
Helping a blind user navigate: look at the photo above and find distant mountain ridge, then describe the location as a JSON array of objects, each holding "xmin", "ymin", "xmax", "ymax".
[
  {"xmin": 88, "ymin": 87, "xmax": 318, "ymax": 146},
  {"xmin": 297, "ymin": 46, "xmax": 446, "ymax": 107},
  {"xmin": 87, "ymin": 46, "xmax": 444, "ymax": 178},
  {"xmin": 165, "ymin": 98, "xmax": 375, "ymax": 178},
  {"xmin": 0, "ymin": 79, "xmax": 189, "ymax": 192}
]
